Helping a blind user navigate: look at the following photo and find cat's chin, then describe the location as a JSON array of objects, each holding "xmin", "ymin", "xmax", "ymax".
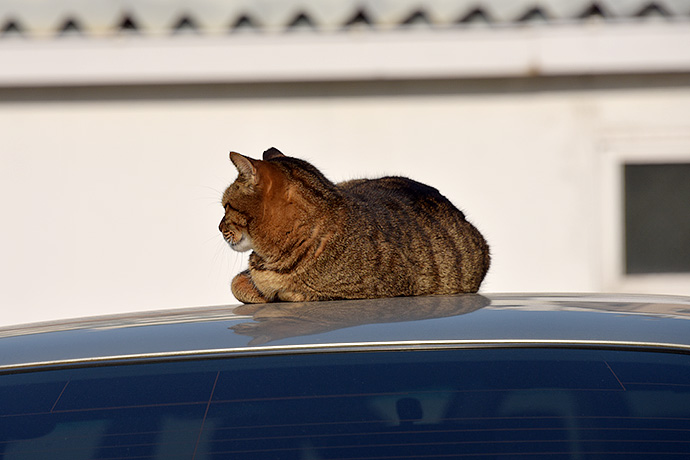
[{"xmin": 230, "ymin": 236, "xmax": 253, "ymax": 253}]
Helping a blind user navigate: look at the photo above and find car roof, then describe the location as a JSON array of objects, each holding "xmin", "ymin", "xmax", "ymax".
[{"xmin": 2, "ymin": 293, "xmax": 690, "ymax": 371}]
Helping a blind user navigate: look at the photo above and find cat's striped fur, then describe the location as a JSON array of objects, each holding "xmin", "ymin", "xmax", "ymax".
[{"xmin": 220, "ymin": 148, "xmax": 490, "ymax": 303}]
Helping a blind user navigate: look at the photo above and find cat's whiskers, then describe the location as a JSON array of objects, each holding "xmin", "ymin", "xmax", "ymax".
[{"xmin": 206, "ymin": 232, "xmax": 246, "ymax": 293}]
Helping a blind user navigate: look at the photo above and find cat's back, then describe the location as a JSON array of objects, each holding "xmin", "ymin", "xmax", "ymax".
[
  {"xmin": 334, "ymin": 175, "xmax": 489, "ymax": 294},
  {"xmin": 338, "ymin": 176, "xmax": 465, "ymax": 220}
]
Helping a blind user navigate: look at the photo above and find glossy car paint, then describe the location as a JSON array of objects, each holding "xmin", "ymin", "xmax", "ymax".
[{"xmin": 2, "ymin": 294, "xmax": 689, "ymax": 372}]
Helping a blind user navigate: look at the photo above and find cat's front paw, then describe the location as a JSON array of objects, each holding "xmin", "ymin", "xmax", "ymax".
[{"xmin": 231, "ymin": 271, "xmax": 269, "ymax": 304}]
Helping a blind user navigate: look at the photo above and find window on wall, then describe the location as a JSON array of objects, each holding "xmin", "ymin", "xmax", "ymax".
[{"xmin": 624, "ymin": 163, "xmax": 690, "ymax": 275}]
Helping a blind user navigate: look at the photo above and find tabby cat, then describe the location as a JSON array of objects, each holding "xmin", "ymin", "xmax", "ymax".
[{"xmin": 219, "ymin": 148, "xmax": 490, "ymax": 303}]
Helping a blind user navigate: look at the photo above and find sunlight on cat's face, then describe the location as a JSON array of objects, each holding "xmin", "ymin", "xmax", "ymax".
[
  {"xmin": 219, "ymin": 203, "xmax": 253, "ymax": 253},
  {"xmin": 220, "ymin": 180, "xmax": 255, "ymax": 253}
]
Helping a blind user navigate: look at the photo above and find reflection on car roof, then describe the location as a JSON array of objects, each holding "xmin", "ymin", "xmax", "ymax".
[{"xmin": 1, "ymin": 293, "xmax": 690, "ymax": 371}]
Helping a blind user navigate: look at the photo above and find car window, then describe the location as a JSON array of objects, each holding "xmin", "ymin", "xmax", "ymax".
[{"xmin": 1, "ymin": 348, "xmax": 689, "ymax": 459}]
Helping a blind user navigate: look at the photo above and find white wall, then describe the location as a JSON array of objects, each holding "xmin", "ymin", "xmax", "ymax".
[{"xmin": 1, "ymin": 79, "xmax": 690, "ymax": 326}]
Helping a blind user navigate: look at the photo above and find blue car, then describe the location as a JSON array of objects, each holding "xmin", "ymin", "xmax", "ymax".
[{"xmin": 1, "ymin": 293, "xmax": 689, "ymax": 459}]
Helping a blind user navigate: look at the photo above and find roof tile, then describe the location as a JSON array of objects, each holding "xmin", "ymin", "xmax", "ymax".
[{"xmin": 0, "ymin": 0, "xmax": 687, "ymax": 38}]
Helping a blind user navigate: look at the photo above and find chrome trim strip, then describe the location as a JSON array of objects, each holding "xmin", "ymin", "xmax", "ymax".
[{"xmin": 2, "ymin": 339, "xmax": 690, "ymax": 372}]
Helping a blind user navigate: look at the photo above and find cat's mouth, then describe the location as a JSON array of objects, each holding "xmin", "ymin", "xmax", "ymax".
[{"xmin": 227, "ymin": 232, "xmax": 253, "ymax": 253}]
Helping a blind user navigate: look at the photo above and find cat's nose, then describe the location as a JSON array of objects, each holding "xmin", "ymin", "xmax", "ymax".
[{"xmin": 218, "ymin": 219, "xmax": 225, "ymax": 233}]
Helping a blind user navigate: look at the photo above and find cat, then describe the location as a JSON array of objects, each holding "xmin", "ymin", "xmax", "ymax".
[{"xmin": 219, "ymin": 147, "xmax": 490, "ymax": 303}]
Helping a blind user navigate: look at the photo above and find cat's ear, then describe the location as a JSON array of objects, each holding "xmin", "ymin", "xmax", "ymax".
[
  {"xmin": 263, "ymin": 147, "xmax": 285, "ymax": 161},
  {"xmin": 229, "ymin": 151, "xmax": 257, "ymax": 184}
]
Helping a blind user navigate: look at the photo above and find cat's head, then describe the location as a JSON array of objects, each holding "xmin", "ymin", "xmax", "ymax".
[
  {"xmin": 219, "ymin": 148, "xmax": 278, "ymax": 252},
  {"xmin": 220, "ymin": 147, "xmax": 340, "ymax": 256},
  {"xmin": 220, "ymin": 147, "xmax": 318, "ymax": 255}
]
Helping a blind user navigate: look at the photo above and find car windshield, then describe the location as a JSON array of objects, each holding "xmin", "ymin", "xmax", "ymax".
[{"xmin": 1, "ymin": 348, "xmax": 689, "ymax": 459}]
